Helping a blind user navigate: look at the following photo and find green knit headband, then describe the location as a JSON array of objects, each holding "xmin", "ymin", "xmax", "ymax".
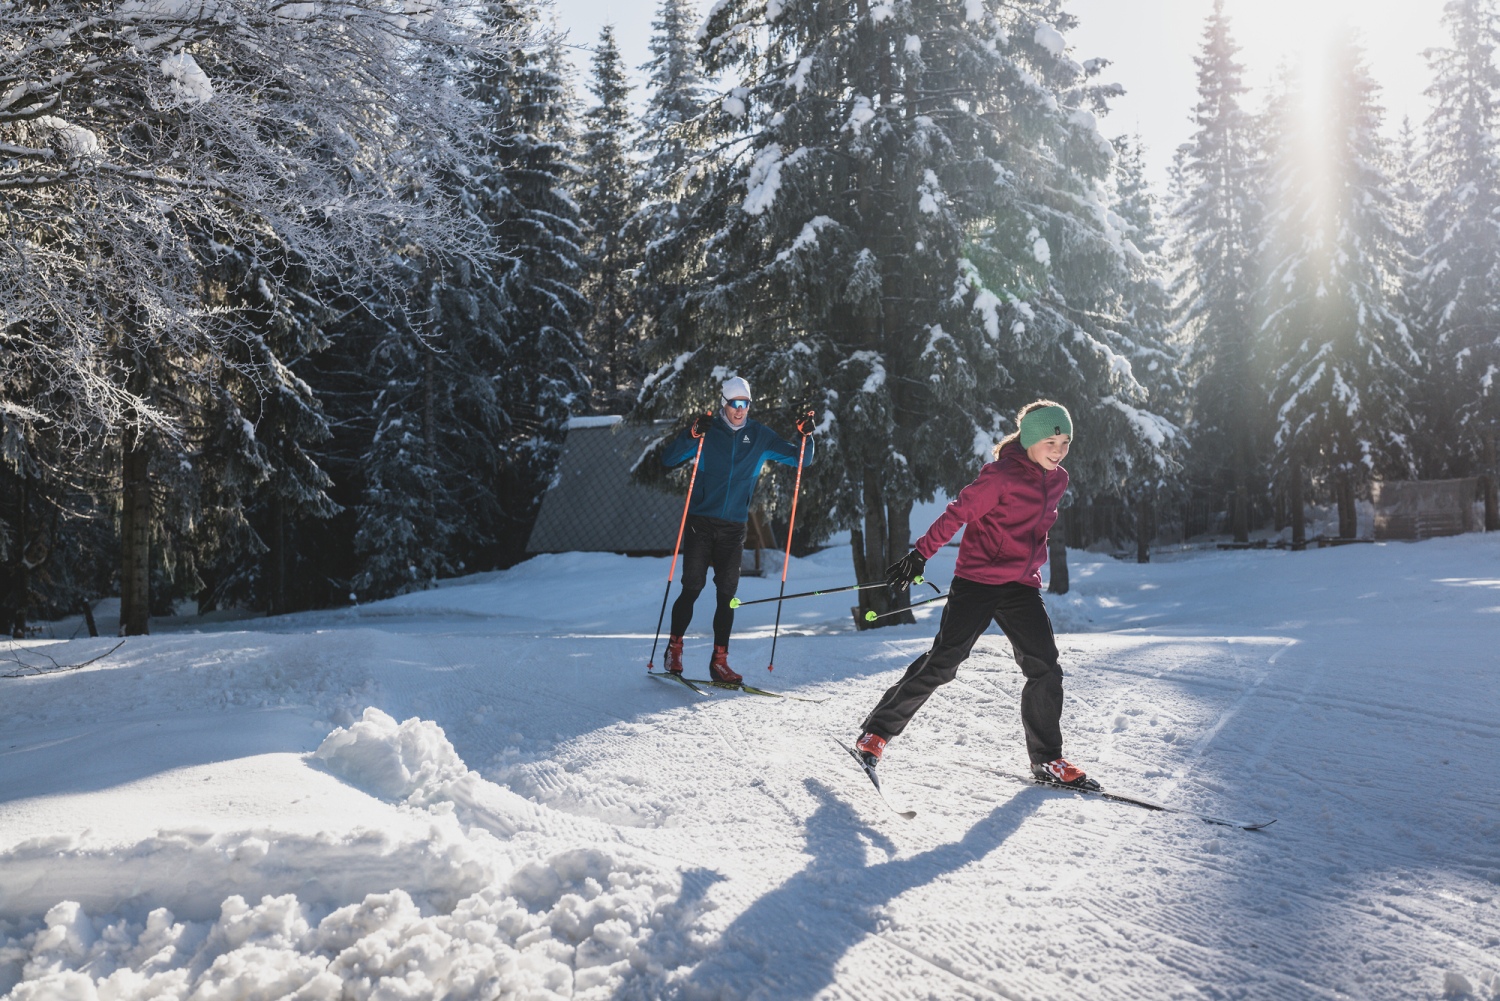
[{"xmin": 1018, "ymin": 405, "xmax": 1073, "ymax": 448}]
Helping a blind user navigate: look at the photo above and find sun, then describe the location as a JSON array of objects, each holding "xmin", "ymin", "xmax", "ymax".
[{"xmin": 1225, "ymin": 0, "xmax": 1373, "ymax": 127}]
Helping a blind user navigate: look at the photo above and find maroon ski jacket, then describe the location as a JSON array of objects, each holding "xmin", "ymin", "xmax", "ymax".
[{"xmin": 913, "ymin": 441, "xmax": 1068, "ymax": 588}]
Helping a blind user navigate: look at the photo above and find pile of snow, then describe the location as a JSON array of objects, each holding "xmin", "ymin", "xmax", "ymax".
[
  {"xmin": 2, "ymin": 855, "xmax": 685, "ymax": 1001},
  {"xmin": 0, "ymin": 710, "xmax": 692, "ymax": 999}
]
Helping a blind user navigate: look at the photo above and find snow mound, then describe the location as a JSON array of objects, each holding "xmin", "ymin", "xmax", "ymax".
[
  {"xmin": 0, "ymin": 821, "xmax": 495, "ymax": 926},
  {"xmin": 314, "ymin": 708, "xmax": 470, "ymax": 804},
  {"xmin": 314, "ymin": 708, "xmax": 544, "ymax": 840},
  {"xmin": 1, "ymin": 853, "xmax": 690, "ymax": 1001},
  {"xmin": 0, "ymin": 714, "xmax": 700, "ymax": 998}
]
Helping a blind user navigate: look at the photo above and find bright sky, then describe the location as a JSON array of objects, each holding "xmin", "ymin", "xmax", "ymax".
[{"xmin": 554, "ymin": 0, "xmax": 1450, "ymax": 189}]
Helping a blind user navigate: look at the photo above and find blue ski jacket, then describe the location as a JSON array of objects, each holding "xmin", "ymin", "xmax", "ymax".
[{"xmin": 663, "ymin": 414, "xmax": 813, "ymax": 524}]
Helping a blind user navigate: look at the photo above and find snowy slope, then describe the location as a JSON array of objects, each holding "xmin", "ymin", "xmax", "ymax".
[{"xmin": 2, "ymin": 537, "xmax": 1498, "ymax": 999}]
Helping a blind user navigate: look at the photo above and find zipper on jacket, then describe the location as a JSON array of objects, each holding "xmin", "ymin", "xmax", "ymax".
[
  {"xmin": 721, "ymin": 419, "xmax": 738, "ymax": 520},
  {"xmin": 1031, "ymin": 468, "xmax": 1049, "ymax": 571}
]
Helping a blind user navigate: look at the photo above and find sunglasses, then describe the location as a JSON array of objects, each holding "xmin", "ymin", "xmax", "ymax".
[{"xmin": 723, "ymin": 398, "xmax": 750, "ymax": 410}]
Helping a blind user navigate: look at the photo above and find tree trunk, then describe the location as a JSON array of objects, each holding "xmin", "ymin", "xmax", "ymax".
[
  {"xmin": 850, "ymin": 524, "xmax": 869, "ymax": 583},
  {"xmin": 1231, "ymin": 479, "xmax": 1249, "ymax": 543},
  {"xmin": 119, "ymin": 431, "xmax": 152, "ymax": 636},
  {"xmin": 856, "ymin": 471, "xmax": 890, "ymax": 621},
  {"xmin": 884, "ymin": 495, "xmax": 915, "ymax": 626},
  {"xmin": 1135, "ymin": 493, "xmax": 1151, "ymax": 564},
  {"xmin": 1291, "ymin": 463, "xmax": 1306, "ymax": 548},
  {"xmin": 1485, "ymin": 432, "xmax": 1499, "ymax": 532},
  {"xmin": 849, "ymin": 472, "xmax": 916, "ymax": 628},
  {"xmin": 10, "ymin": 476, "xmax": 28, "ymax": 638},
  {"xmin": 1048, "ymin": 508, "xmax": 1069, "ymax": 595},
  {"xmin": 1337, "ymin": 472, "xmax": 1357, "ymax": 539},
  {"xmin": 269, "ymin": 487, "xmax": 286, "ymax": 616}
]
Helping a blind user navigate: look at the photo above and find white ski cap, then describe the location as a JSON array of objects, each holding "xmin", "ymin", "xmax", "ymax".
[{"xmin": 721, "ymin": 375, "xmax": 752, "ymax": 401}]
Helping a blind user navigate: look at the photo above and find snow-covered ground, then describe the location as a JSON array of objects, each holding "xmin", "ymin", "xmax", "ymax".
[{"xmin": 2, "ymin": 536, "xmax": 1498, "ymax": 1000}]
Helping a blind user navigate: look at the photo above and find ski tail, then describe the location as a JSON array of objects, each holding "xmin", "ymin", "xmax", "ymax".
[
  {"xmin": 831, "ymin": 736, "xmax": 916, "ymax": 819},
  {"xmin": 648, "ymin": 671, "xmax": 709, "ymax": 697},
  {"xmin": 677, "ymin": 678, "xmax": 828, "ymax": 703},
  {"xmin": 1029, "ymin": 774, "xmax": 1274, "ymax": 831}
]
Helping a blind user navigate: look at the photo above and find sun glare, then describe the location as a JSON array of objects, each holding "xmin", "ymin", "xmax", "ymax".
[{"xmin": 1294, "ymin": 10, "xmax": 1344, "ymax": 129}]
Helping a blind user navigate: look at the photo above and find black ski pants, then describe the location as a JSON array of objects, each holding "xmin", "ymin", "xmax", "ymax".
[
  {"xmin": 671, "ymin": 515, "xmax": 746, "ymax": 647},
  {"xmin": 861, "ymin": 576, "xmax": 1066, "ymax": 764}
]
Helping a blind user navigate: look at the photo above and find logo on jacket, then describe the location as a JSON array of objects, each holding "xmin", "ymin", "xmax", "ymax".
[{"xmin": 742, "ymin": 434, "xmax": 751, "ymax": 442}]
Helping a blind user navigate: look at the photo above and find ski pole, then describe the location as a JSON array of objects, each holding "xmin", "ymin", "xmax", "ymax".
[
  {"xmin": 766, "ymin": 413, "xmax": 813, "ymax": 672},
  {"xmin": 647, "ymin": 421, "xmax": 707, "ymax": 672},
  {"xmin": 729, "ymin": 576, "xmax": 936, "ymax": 609},
  {"xmin": 863, "ymin": 590, "xmax": 949, "ymax": 623}
]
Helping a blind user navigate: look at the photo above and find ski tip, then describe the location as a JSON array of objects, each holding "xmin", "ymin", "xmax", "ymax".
[{"xmin": 1244, "ymin": 818, "xmax": 1278, "ymax": 831}]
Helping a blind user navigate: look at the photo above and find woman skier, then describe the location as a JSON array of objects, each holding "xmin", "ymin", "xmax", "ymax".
[{"xmin": 853, "ymin": 399, "xmax": 1098, "ymax": 790}]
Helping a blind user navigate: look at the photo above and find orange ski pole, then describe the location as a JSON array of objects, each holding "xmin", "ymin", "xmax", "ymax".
[
  {"xmin": 766, "ymin": 413, "xmax": 813, "ymax": 672},
  {"xmin": 647, "ymin": 422, "xmax": 707, "ymax": 672}
]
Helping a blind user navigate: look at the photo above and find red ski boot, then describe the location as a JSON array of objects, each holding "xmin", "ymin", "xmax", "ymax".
[
  {"xmin": 1032, "ymin": 758, "xmax": 1101, "ymax": 791},
  {"xmin": 709, "ymin": 645, "xmax": 742, "ymax": 684},
  {"xmin": 664, "ymin": 636, "xmax": 684, "ymax": 675},
  {"xmin": 855, "ymin": 732, "xmax": 887, "ymax": 769}
]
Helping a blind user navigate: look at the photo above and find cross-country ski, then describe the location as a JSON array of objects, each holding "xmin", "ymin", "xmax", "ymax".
[
  {"xmin": 983, "ymin": 765, "xmax": 1276, "ymax": 831},
  {"xmin": 832, "ymin": 736, "xmax": 917, "ymax": 820}
]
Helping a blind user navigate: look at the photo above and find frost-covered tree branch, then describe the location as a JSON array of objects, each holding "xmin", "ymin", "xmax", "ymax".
[{"xmin": 0, "ymin": 0, "xmax": 518, "ymax": 439}]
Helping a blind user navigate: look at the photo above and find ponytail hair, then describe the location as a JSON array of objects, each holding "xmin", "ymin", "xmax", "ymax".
[{"xmin": 992, "ymin": 399, "xmax": 1064, "ymax": 460}]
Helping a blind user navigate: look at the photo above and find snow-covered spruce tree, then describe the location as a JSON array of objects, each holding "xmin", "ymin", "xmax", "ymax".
[
  {"xmin": 639, "ymin": 0, "xmax": 1170, "ymax": 621},
  {"xmin": 192, "ymin": 246, "xmax": 339, "ymax": 615},
  {"xmin": 1170, "ymin": 0, "xmax": 1263, "ymax": 542},
  {"xmin": 579, "ymin": 26, "xmax": 643, "ymax": 413},
  {"xmin": 1389, "ymin": 116, "xmax": 1432, "ymax": 479},
  {"xmin": 350, "ymin": 286, "xmax": 461, "ymax": 598},
  {"xmin": 630, "ymin": 0, "xmax": 713, "ymax": 348},
  {"xmin": 348, "ymin": 4, "xmax": 588, "ymax": 598},
  {"xmin": 0, "ymin": 0, "xmax": 495, "ymax": 631},
  {"xmin": 1109, "ymin": 134, "xmax": 1187, "ymax": 555},
  {"xmin": 0, "ymin": 405, "xmax": 116, "ymax": 636},
  {"xmin": 1413, "ymin": 0, "xmax": 1500, "ymax": 478},
  {"xmin": 1256, "ymin": 35, "xmax": 1418, "ymax": 539},
  {"xmin": 466, "ymin": 9, "xmax": 589, "ymax": 571}
]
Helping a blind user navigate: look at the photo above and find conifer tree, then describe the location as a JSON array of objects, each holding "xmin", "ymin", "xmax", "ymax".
[
  {"xmin": 1110, "ymin": 134, "xmax": 1186, "ymax": 552},
  {"xmin": 1257, "ymin": 34, "xmax": 1418, "ymax": 539},
  {"xmin": 350, "ymin": 5, "xmax": 589, "ymax": 597},
  {"xmin": 1414, "ymin": 0, "xmax": 1500, "ymax": 478},
  {"xmin": 1171, "ymin": 0, "xmax": 1262, "ymax": 541},
  {"xmin": 640, "ymin": 0, "xmax": 1169, "ymax": 621},
  {"xmin": 579, "ymin": 26, "xmax": 642, "ymax": 412},
  {"xmin": 632, "ymin": 0, "xmax": 712, "ymax": 358}
]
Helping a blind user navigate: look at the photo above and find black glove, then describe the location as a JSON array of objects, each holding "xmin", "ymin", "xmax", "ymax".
[
  {"xmin": 796, "ymin": 409, "xmax": 817, "ymax": 437},
  {"xmin": 691, "ymin": 412, "xmax": 713, "ymax": 438},
  {"xmin": 886, "ymin": 549, "xmax": 926, "ymax": 592}
]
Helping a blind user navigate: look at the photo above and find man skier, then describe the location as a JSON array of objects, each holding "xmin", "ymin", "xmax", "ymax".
[{"xmin": 661, "ymin": 376, "xmax": 815, "ymax": 682}]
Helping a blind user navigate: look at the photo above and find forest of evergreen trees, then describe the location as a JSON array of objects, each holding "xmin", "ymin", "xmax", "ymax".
[{"xmin": 2, "ymin": 0, "xmax": 1499, "ymax": 636}]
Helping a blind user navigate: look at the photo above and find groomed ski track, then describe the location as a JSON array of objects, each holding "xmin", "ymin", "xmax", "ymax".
[{"xmin": 1, "ymin": 538, "xmax": 1497, "ymax": 999}]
